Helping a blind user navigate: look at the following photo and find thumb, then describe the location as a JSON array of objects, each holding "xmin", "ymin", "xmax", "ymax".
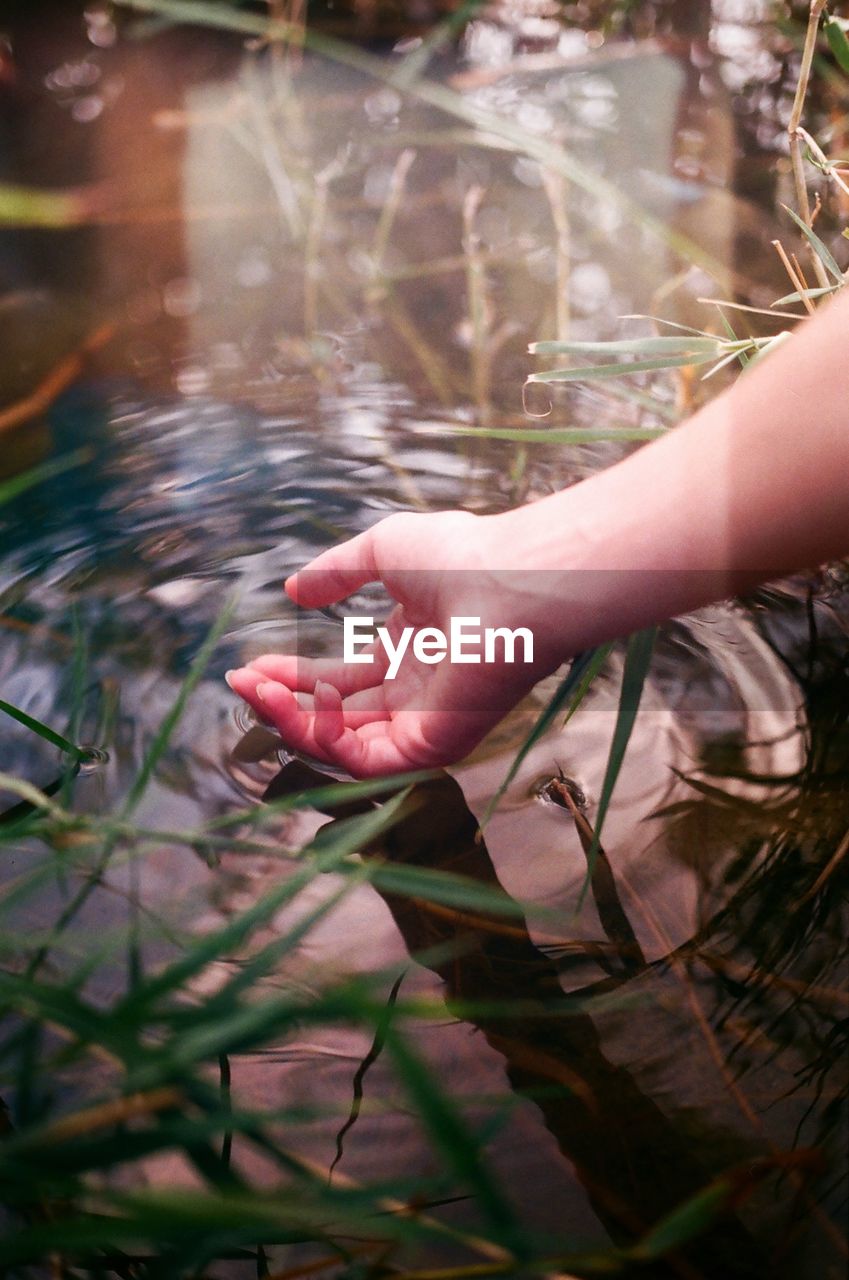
[{"xmin": 286, "ymin": 527, "xmax": 380, "ymax": 607}]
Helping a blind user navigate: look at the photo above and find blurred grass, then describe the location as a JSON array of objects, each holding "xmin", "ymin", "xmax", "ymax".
[
  {"xmin": 113, "ymin": 0, "xmax": 731, "ymax": 286},
  {"xmin": 0, "ymin": 184, "xmax": 90, "ymax": 229}
]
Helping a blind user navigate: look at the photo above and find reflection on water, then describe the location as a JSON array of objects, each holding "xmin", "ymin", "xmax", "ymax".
[{"xmin": 1, "ymin": 4, "xmax": 847, "ymax": 1276}]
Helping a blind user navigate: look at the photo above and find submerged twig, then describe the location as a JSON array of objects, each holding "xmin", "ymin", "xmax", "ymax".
[
  {"xmin": 329, "ymin": 972, "xmax": 405, "ymax": 1180},
  {"xmin": 0, "ymin": 324, "xmax": 114, "ymax": 437},
  {"xmin": 798, "ymin": 827, "xmax": 849, "ymax": 904},
  {"xmin": 546, "ymin": 772, "xmax": 647, "ymax": 975},
  {"xmin": 462, "ymin": 185, "xmax": 493, "ymax": 421},
  {"xmin": 771, "ymin": 240, "xmax": 816, "ymax": 315},
  {"xmin": 541, "ymin": 168, "xmax": 571, "ymax": 341}
]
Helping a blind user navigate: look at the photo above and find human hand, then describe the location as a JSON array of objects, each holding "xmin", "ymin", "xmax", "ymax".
[{"xmin": 226, "ymin": 510, "xmax": 566, "ymax": 777}]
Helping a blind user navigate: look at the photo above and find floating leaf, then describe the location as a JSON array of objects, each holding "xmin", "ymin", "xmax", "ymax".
[{"xmin": 229, "ymin": 725, "xmax": 283, "ymax": 764}]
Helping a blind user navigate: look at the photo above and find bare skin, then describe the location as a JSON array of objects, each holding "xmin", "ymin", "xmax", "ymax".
[{"xmin": 227, "ymin": 287, "xmax": 849, "ymax": 777}]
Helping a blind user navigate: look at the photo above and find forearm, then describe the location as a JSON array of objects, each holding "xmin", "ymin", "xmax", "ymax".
[{"xmin": 484, "ymin": 287, "xmax": 849, "ymax": 649}]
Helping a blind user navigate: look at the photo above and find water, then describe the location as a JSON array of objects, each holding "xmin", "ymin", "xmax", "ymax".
[{"xmin": 1, "ymin": 5, "xmax": 847, "ymax": 1276}]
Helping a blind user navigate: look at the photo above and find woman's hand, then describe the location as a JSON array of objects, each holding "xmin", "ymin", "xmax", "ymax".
[
  {"xmin": 228, "ymin": 286, "xmax": 849, "ymax": 777},
  {"xmin": 226, "ymin": 510, "xmax": 567, "ymax": 777}
]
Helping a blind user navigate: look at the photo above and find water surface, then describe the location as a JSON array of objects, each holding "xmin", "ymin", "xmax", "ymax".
[{"xmin": 1, "ymin": 6, "xmax": 847, "ymax": 1276}]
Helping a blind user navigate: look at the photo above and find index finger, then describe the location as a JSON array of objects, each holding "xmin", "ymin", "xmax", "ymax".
[{"xmin": 286, "ymin": 527, "xmax": 380, "ymax": 608}]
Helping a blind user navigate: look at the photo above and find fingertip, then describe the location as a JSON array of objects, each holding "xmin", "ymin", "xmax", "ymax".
[
  {"xmin": 284, "ymin": 530, "xmax": 380, "ymax": 609},
  {"xmin": 225, "ymin": 667, "xmax": 253, "ymax": 695},
  {"xmin": 314, "ymin": 679, "xmax": 340, "ymax": 707},
  {"xmin": 313, "ymin": 680, "xmax": 345, "ymax": 751}
]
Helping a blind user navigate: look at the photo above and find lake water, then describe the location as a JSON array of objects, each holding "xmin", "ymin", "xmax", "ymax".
[{"xmin": 1, "ymin": 4, "xmax": 847, "ymax": 1277}]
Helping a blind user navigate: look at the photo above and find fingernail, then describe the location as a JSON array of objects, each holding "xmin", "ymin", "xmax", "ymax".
[
  {"xmin": 316, "ymin": 680, "xmax": 339, "ymax": 706},
  {"xmin": 224, "ymin": 669, "xmax": 237, "ymax": 689},
  {"xmin": 256, "ymin": 681, "xmax": 274, "ymax": 703}
]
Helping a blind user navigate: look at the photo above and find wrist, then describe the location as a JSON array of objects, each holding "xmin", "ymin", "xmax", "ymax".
[
  {"xmin": 470, "ymin": 501, "xmax": 599, "ymax": 670},
  {"xmin": 474, "ymin": 472, "xmax": 701, "ymax": 658},
  {"xmin": 479, "ymin": 483, "xmax": 602, "ymax": 574}
]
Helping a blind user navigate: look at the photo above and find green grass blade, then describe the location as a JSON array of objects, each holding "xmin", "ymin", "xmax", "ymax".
[
  {"xmin": 0, "ymin": 698, "xmax": 87, "ymax": 763},
  {"xmin": 527, "ymin": 353, "xmax": 718, "ymax": 382},
  {"xmin": 620, "ymin": 314, "xmax": 715, "ymax": 337},
  {"xmin": 117, "ymin": 788, "xmax": 418, "ymax": 1017},
  {"xmin": 437, "ymin": 425, "xmax": 667, "ymax": 444},
  {"xmin": 482, "ymin": 646, "xmax": 612, "ymax": 826},
  {"xmin": 586, "ymin": 377, "xmax": 680, "ymax": 423},
  {"xmin": 561, "ymin": 644, "xmax": 614, "ymax": 726},
  {"xmin": 199, "ymin": 881, "xmax": 363, "ymax": 1018},
  {"xmin": 0, "ymin": 969, "xmax": 137, "ymax": 1059},
  {"xmin": 772, "ymin": 283, "xmax": 842, "ymax": 305},
  {"xmin": 701, "ymin": 347, "xmax": 752, "ymax": 380},
  {"xmin": 0, "ymin": 772, "xmax": 68, "ymax": 821},
  {"xmin": 745, "ymin": 329, "xmax": 794, "ymax": 369},
  {"xmin": 712, "ymin": 307, "xmax": 751, "ymax": 370},
  {"xmin": 393, "ymin": 0, "xmax": 486, "ymax": 86},
  {"xmin": 363, "ymin": 862, "xmax": 543, "ymax": 918},
  {"xmin": 130, "ymin": 993, "xmax": 303, "ymax": 1082},
  {"xmin": 529, "ymin": 337, "xmax": 723, "ymax": 357},
  {"xmin": 781, "ymin": 203, "xmax": 845, "ymax": 282},
  {"xmin": 630, "ymin": 1179, "xmax": 735, "ymax": 1260},
  {"xmin": 0, "ymin": 773, "xmax": 73, "ymax": 834},
  {"xmin": 0, "ymin": 449, "xmax": 92, "ymax": 507},
  {"xmin": 239, "ymin": 769, "xmax": 437, "ymax": 822},
  {"xmin": 578, "ymin": 628, "xmax": 657, "ymax": 908},
  {"xmin": 120, "ymin": 601, "xmax": 235, "ymax": 817},
  {"xmin": 385, "ymin": 1029, "xmax": 523, "ymax": 1250},
  {"xmin": 117, "ymin": 769, "xmax": 438, "ymax": 839}
]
